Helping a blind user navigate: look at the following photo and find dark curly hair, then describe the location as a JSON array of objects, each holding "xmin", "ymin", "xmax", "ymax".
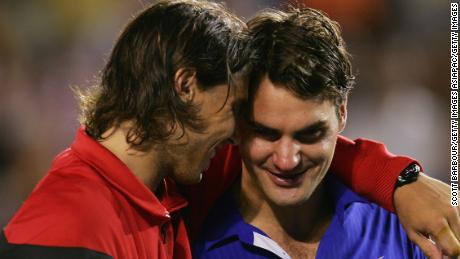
[{"xmin": 77, "ymin": 0, "xmax": 244, "ymax": 147}]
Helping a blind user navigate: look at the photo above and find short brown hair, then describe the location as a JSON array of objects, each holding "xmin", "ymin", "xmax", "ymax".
[
  {"xmin": 78, "ymin": 0, "xmax": 244, "ymax": 146},
  {"xmin": 229, "ymin": 8, "xmax": 355, "ymax": 109}
]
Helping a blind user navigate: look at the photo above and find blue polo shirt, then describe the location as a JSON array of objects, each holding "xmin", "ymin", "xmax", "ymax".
[{"xmin": 192, "ymin": 175, "xmax": 426, "ymax": 259}]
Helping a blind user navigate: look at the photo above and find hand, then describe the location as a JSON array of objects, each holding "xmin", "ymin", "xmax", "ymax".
[{"xmin": 394, "ymin": 173, "xmax": 460, "ymax": 258}]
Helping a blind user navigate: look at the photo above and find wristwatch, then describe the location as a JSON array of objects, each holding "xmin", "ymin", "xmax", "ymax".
[{"xmin": 395, "ymin": 163, "xmax": 421, "ymax": 188}]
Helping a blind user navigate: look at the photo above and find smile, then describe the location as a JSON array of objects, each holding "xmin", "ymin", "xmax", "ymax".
[{"xmin": 266, "ymin": 170, "xmax": 307, "ymax": 187}]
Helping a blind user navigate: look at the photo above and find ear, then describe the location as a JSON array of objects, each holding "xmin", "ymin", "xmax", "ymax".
[
  {"xmin": 338, "ymin": 97, "xmax": 348, "ymax": 133},
  {"xmin": 174, "ymin": 68, "xmax": 198, "ymax": 103}
]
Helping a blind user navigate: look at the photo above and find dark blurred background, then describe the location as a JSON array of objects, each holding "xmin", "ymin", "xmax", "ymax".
[{"xmin": 0, "ymin": 0, "xmax": 449, "ymax": 226}]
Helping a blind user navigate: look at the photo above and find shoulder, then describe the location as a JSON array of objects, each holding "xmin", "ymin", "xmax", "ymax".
[
  {"xmin": 321, "ymin": 176, "xmax": 426, "ymax": 258},
  {"xmin": 0, "ymin": 230, "xmax": 113, "ymax": 259},
  {"xmin": 3, "ymin": 149, "xmax": 120, "ymax": 253},
  {"xmin": 337, "ymin": 192, "xmax": 426, "ymax": 258}
]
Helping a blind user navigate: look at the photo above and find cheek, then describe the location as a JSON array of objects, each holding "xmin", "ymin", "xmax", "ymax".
[
  {"xmin": 301, "ymin": 137, "xmax": 337, "ymax": 163},
  {"xmin": 320, "ymin": 137, "xmax": 336, "ymax": 154},
  {"xmin": 243, "ymin": 138, "xmax": 273, "ymax": 165},
  {"xmin": 209, "ymin": 112, "xmax": 235, "ymax": 140}
]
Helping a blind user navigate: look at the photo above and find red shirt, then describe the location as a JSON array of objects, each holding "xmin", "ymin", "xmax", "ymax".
[
  {"xmin": 1, "ymin": 128, "xmax": 417, "ymax": 259},
  {"xmin": 4, "ymin": 128, "xmax": 191, "ymax": 259}
]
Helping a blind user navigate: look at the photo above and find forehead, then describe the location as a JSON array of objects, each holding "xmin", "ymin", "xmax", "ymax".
[{"xmin": 251, "ymin": 76, "xmax": 336, "ymax": 129}]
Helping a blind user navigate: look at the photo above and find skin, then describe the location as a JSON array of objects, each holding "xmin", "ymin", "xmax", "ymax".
[
  {"xmin": 162, "ymin": 70, "xmax": 240, "ymax": 185},
  {"xmin": 97, "ymin": 67, "xmax": 460, "ymax": 258},
  {"xmin": 239, "ymin": 76, "xmax": 346, "ymax": 207},
  {"xmin": 236, "ymin": 75, "xmax": 460, "ymax": 258},
  {"xmin": 99, "ymin": 69, "xmax": 245, "ymax": 190},
  {"xmin": 394, "ymin": 175, "xmax": 460, "ymax": 259},
  {"xmin": 237, "ymin": 75, "xmax": 346, "ymax": 258}
]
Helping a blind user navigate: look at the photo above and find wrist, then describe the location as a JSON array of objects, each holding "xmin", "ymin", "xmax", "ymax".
[{"xmin": 395, "ymin": 163, "xmax": 421, "ymax": 189}]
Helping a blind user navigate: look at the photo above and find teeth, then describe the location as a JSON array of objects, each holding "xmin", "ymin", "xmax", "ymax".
[
  {"xmin": 278, "ymin": 174, "xmax": 298, "ymax": 179},
  {"xmin": 270, "ymin": 171, "xmax": 302, "ymax": 179}
]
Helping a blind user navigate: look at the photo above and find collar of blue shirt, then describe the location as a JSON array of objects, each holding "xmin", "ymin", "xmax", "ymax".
[{"xmin": 201, "ymin": 175, "xmax": 368, "ymax": 256}]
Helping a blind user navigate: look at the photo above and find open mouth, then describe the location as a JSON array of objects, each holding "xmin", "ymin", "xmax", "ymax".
[
  {"xmin": 269, "ymin": 171, "xmax": 305, "ymax": 179},
  {"xmin": 266, "ymin": 170, "xmax": 307, "ymax": 187}
]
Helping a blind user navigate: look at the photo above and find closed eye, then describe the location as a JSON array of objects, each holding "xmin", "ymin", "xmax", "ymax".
[
  {"xmin": 248, "ymin": 121, "xmax": 280, "ymax": 141},
  {"xmin": 293, "ymin": 121, "xmax": 328, "ymax": 144},
  {"xmin": 294, "ymin": 128, "xmax": 326, "ymax": 144}
]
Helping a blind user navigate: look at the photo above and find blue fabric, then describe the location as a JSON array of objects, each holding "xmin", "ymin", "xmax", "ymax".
[{"xmin": 192, "ymin": 175, "xmax": 426, "ymax": 259}]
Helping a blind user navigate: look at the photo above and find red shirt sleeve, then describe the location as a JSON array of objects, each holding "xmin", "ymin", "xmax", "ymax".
[
  {"xmin": 330, "ymin": 135, "xmax": 421, "ymax": 212},
  {"xmin": 185, "ymin": 135, "xmax": 421, "ymax": 239}
]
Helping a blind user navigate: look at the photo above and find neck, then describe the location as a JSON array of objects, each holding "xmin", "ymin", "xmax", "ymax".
[
  {"xmin": 98, "ymin": 123, "xmax": 165, "ymax": 191},
  {"xmin": 237, "ymin": 167, "xmax": 333, "ymax": 245}
]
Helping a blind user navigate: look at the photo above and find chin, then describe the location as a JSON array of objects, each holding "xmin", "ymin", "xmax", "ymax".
[
  {"xmin": 270, "ymin": 196, "xmax": 309, "ymax": 207},
  {"xmin": 266, "ymin": 189, "xmax": 313, "ymax": 207},
  {"xmin": 173, "ymin": 171, "xmax": 203, "ymax": 185}
]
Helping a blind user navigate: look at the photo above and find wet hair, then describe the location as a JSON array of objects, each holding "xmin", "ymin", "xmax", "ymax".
[
  {"xmin": 78, "ymin": 0, "xmax": 244, "ymax": 147},
  {"xmin": 229, "ymin": 7, "xmax": 355, "ymax": 111}
]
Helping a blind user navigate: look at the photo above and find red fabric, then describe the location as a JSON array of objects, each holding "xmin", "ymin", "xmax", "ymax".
[
  {"xmin": 4, "ymin": 128, "xmax": 190, "ymax": 259},
  {"xmin": 186, "ymin": 135, "xmax": 420, "ymax": 239},
  {"xmin": 331, "ymin": 135, "xmax": 421, "ymax": 212},
  {"xmin": 4, "ymin": 128, "xmax": 419, "ymax": 258},
  {"xmin": 184, "ymin": 144, "xmax": 242, "ymax": 241}
]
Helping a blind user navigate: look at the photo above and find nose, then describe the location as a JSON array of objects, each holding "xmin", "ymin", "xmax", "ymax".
[{"xmin": 272, "ymin": 137, "xmax": 301, "ymax": 172}]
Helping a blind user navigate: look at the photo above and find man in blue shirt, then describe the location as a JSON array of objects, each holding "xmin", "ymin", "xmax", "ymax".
[
  {"xmin": 193, "ymin": 7, "xmax": 425, "ymax": 258},
  {"xmin": 194, "ymin": 177, "xmax": 424, "ymax": 258}
]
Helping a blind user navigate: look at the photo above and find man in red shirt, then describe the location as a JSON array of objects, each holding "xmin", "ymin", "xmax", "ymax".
[{"xmin": 0, "ymin": 1, "xmax": 457, "ymax": 258}]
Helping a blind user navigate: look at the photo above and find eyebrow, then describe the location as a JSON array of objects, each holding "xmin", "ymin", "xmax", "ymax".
[
  {"xmin": 248, "ymin": 119, "xmax": 328, "ymax": 135},
  {"xmin": 248, "ymin": 120, "xmax": 279, "ymax": 135}
]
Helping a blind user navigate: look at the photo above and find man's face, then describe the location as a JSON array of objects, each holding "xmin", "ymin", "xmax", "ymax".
[
  {"xmin": 167, "ymin": 82, "xmax": 246, "ymax": 185},
  {"xmin": 239, "ymin": 76, "xmax": 346, "ymax": 206}
]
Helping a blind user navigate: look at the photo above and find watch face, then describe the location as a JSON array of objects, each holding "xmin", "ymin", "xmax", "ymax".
[{"xmin": 396, "ymin": 164, "xmax": 420, "ymax": 187}]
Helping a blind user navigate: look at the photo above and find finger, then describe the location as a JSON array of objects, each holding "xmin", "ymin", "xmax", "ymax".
[
  {"xmin": 431, "ymin": 223, "xmax": 460, "ymax": 256},
  {"xmin": 407, "ymin": 231, "xmax": 443, "ymax": 259},
  {"xmin": 447, "ymin": 207, "xmax": 460, "ymax": 245}
]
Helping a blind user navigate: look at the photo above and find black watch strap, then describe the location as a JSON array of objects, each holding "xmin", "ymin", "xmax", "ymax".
[{"xmin": 395, "ymin": 163, "xmax": 421, "ymax": 188}]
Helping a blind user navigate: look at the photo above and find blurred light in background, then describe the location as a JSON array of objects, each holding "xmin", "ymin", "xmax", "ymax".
[{"xmin": 0, "ymin": 0, "xmax": 448, "ymax": 226}]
